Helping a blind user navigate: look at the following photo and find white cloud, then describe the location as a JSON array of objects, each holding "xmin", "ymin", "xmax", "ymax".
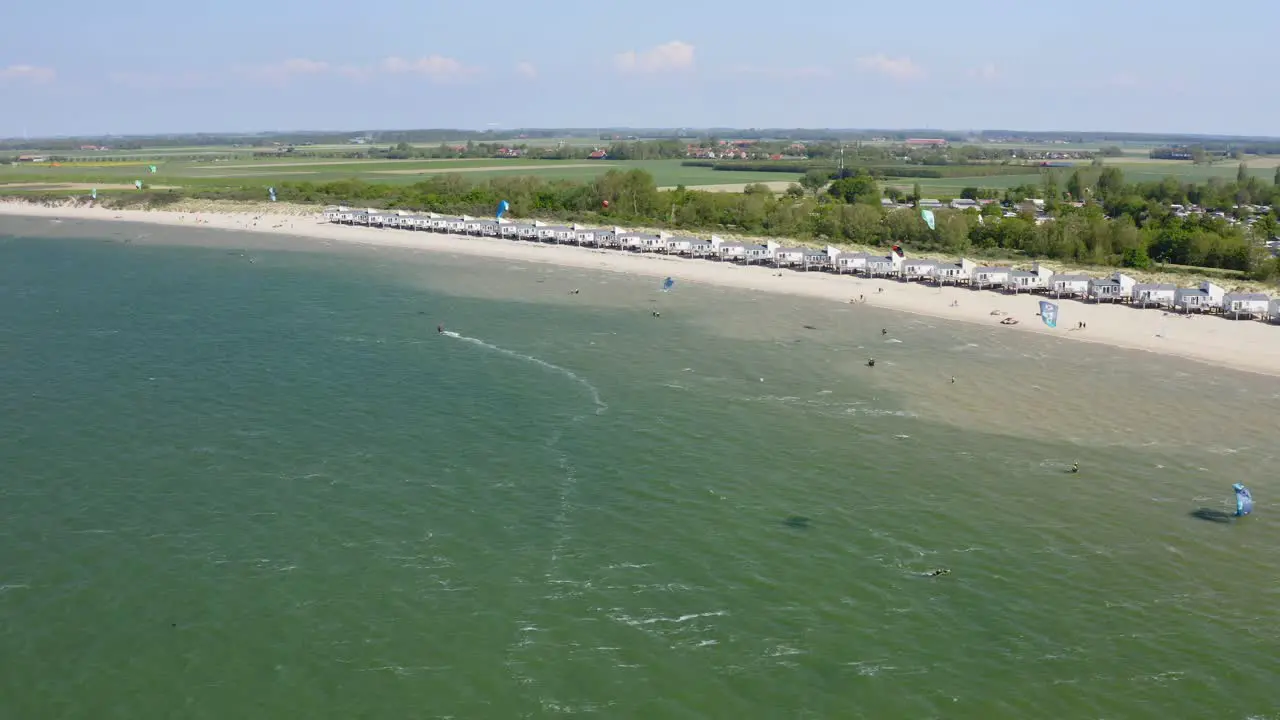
[
  {"xmin": 968, "ymin": 62, "xmax": 999, "ymax": 82},
  {"xmin": 234, "ymin": 58, "xmax": 331, "ymax": 86},
  {"xmin": 107, "ymin": 70, "xmax": 212, "ymax": 91},
  {"xmin": 615, "ymin": 41, "xmax": 695, "ymax": 74},
  {"xmin": 0, "ymin": 64, "xmax": 56, "ymax": 84},
  {"xmin": 514, "ymin": 61, "xmax": 537, "ymax": 79},
  {"xmin": 854, "ymin": 54, "xmax": 923, "ymax": 81},
  {"xmin": 1105, "ymin": 72, "xmax": 1140, "ymax": 88},
  {"xmin": 379, "ymin": 55, "xmax": 477, "ymax": 82},
  {"xmin": 729, "ymin": 64, "xmax": 832, "ymax": 80}
]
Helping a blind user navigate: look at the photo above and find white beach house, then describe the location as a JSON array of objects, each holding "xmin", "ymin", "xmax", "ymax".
[
  {"xmin": 1132, "ymin": 283, "xmax": 1177, "ymax": 308},
  {"xmin": 553, "ymin": 226, "xmax": 576, "ymax": 243},
  {"xmin": 638, "ymin": 234, "xmax": 666, "ymax": 252},
  {"xmin": 1048, "ymin": 273, "xmax": 1092, "ymax": 298},
  {"xmin": 802, "ymin": 248, "xmax": 832, "ymax": 271},
  {"xmin": 972, "ymin": 266, "xmax": 1012, "ymax": 289},
  {"xmin": 1174, "ymin": 281, "xmax": 1226, "ymax": 313},
  {"xmin": 718, "ymin": 241, "xmax": 747, "ymax": 261},
  {"xmin": 1005, "ymin": 264, "xmax": 1052, "ymax": 293},
  {"xmin": 1222, "ymin": 292, "xmax": 1270, "ymax": 319},
  {"xmin": 667, "ymin": 236, "xmax": 695, "ymax": 256},
  {"xmin": 900, "ymin": 258, "xmax": 937, "ymax": 281},
  {"xmin": 446, "ymin": 217, "xmax": 466, "ymax": 233},
  {"xmin": 933, "ymin": 258, "xmax": 975, "ymax": 285},
  {"xmin": 774, "ymin": 246, "xmax": 806, "ymax": 268},
  {"xmin": 690, "ymin": 238, "xmax": 715, "ymax": 257},
  {"xmin": 1087, "ymin": 272, "xmax": 1136, "ymax": 302},
  {"xmin": 866, "ymin": 256, "xmax": 897, "ymax": 277},
  {"xmin": 743, "ymin": 244, "xmax": 771, "ymax": 264},
  {"xmin": 837, "ymin": 253, "xmax": 872, "ymax": 274},
  {"xmin": 516, "ymin": 224, "xmax": 539, "ymax": 240}
]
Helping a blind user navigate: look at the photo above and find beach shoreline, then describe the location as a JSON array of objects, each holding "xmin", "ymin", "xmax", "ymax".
[{"xmin": 5, "ymin": 199, "xmax": 1280, "ymax": 377}]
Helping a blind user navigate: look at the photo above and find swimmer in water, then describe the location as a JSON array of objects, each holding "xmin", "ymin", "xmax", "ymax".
[
  {"xmin": 881, "ymin": 328, "xmax": 888, "ymax": 335},
  {"xmin": 926, "ymin": 569, "xmax": 950, "ymax": 577},
  {"xmin": 1071, "ymin": 462, "xmax": 1079, "ymax": 474}
]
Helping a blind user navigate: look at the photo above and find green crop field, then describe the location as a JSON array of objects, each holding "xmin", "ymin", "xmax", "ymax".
[
  {"xmin": 4, "ymin": 144, "xmax": 1277, "ymax": 200},
  {"xmin": 0, "ymin": 157, "xmax": 798, "ymax": 192}
]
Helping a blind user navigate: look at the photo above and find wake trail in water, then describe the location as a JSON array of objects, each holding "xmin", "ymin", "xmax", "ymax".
[
  {"xmin": 443, "ymin": 332, "xmax": 606, "ymax": 570},
  {"xmin": 443, "ymin": 331, "xmax": 610, "ymax": 698}
]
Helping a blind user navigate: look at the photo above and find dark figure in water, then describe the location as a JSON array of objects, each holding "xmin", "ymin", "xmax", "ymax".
[
  {"xmin": 1070, "ymin": 462, "xmax": 1079, "ymax": 474},
  {"xmin": 867, "ymin": 358, "xmax": 876, "ymax": 367},
  {"xmin": 881, "ymin": 328, "xmax": 888, "ymax": 336},
  {"xmin": 437, "ymin": 324, "xmax": 444, "ymax": 333},
  {"xmin": 926, "ymin": 569, "xmax": 951, "ymax": 577}
]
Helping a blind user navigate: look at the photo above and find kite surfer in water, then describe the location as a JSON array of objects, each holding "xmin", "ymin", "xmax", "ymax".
[
  {"xmin": 925, "ymin": 569, "xmax": 951, "ymax": 577},
  {"xmin": 437, "ymin": 324, "xmax": 444, "ymax": 334}
]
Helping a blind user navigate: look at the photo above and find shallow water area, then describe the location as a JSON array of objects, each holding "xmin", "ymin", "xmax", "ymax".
[{"xmin": 1, "ymin": 217, "xmax": 1277, "ymax": 720}]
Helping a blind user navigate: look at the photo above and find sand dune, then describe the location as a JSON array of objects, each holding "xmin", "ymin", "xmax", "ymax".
[{"xmin": 3, "ymin": 200, "xmax": 1279, "ymax": 377}]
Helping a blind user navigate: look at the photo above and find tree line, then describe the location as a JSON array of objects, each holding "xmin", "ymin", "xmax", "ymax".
[{"xmin": 88, "ymin": 163, "xmax": 1280, "ymax": 279}]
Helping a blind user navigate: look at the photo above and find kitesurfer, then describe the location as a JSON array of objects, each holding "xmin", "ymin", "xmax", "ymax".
[
  {"xmin": 1070, "ymin": 462, "xmax": 1079, "ymax": 474},
  {"xmin": 926, "ymin": 569, "xmax": 950, "ymax": 577},
  {"xmin": 866, "ymin": 358, "xmax": 876, "ymax": 367},
  {"xmin": 437, "ymin": 324, "xmax": 444, "ymax": 334}
]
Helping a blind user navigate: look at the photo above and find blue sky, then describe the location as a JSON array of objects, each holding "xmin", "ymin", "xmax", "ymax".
[{"xmin": 3, "ymin": 0, "xmax": 1275, "ymax": 138}]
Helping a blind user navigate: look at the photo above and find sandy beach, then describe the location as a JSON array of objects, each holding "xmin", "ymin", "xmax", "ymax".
[{"xmin": 5, "ymin": 199, "xmax": 1280, "ymax": 376}]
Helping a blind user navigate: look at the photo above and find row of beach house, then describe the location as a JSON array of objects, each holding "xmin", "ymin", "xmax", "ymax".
[{"xmin": 321, "ymin": 207, "xmax": 1280, "ymax": 322}]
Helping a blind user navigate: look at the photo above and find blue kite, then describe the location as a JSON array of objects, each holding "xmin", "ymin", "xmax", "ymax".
[
  {"xmin": 496, "ymin": 200, "xmax": 510, "ymax": 219},
  {"xmin": 1039, "ymin": 300, "xmax": 1058, "ymax": 329},
  {"xmin": 1234, "ymin": 483, "xmax": 1253, "ymax": 517}
]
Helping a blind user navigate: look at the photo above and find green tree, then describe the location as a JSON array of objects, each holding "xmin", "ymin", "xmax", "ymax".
[
  {"xmin": 799, "ymin": 169, "xmax": 830, "ymax": 199},
  {"xmin": 1274, "ymin": 166, "xmax": 1280, "ymax": 186},
  {"xmin": 1237, "ymin": 162, "xmax": 1249, "ymax": 184},
  {"xmin": 828, "ymin": 170, "xmax": 880, "ymax": 205},
  {"xmin": 1121, "ymin": 244, "xmax": 1152, "ymax": 269},
  {"xmin": 911, "ymin": 182, "xmax": 922, "ymax": 203}
]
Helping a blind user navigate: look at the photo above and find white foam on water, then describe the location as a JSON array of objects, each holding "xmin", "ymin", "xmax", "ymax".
[{"xmin": 444, "ymin": 331, "xmax": 611, "ymax": 692}]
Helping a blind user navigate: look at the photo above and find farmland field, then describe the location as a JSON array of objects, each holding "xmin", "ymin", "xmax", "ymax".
[
  {"xmin": 3, "ymin": 147, "xmax": 1278, "ymax": 199},
  {"xmin": 0, "ymin": 158, "xmax": 800, "ymax": 191}
]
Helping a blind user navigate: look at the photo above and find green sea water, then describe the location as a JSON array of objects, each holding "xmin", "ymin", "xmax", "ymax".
[{"xmin": 1, "ymin": 217, "xmax": 1278, "ymax": 720}]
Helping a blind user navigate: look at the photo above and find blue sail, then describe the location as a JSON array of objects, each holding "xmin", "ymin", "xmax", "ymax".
[
  {"xmin": 1234, "ymin": 483, "xmax": 1253, "ymax": 516},
  {"xmin": 921, "ymin": 208, "xmax": 936, "ymax": 231},
  {"xmin": 1039, "ymin": 300, "xmax": 1059, "ymax": 328},
  {"xmin": 496, "ymin": 200, "xmax": 510, "ymax": 219},
  {"xmin": 662, "ymin": 277, "xmax": 675, "ymax": 292}
]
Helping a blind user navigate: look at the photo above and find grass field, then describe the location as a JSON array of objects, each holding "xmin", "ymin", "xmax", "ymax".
[
  {"xmin": 3, "ymin": 148, "xmax": 1278, "ymax": 198},
  {"xmin": 0, "ymin": 158, "xmax": 798, "ymax": 191}
]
